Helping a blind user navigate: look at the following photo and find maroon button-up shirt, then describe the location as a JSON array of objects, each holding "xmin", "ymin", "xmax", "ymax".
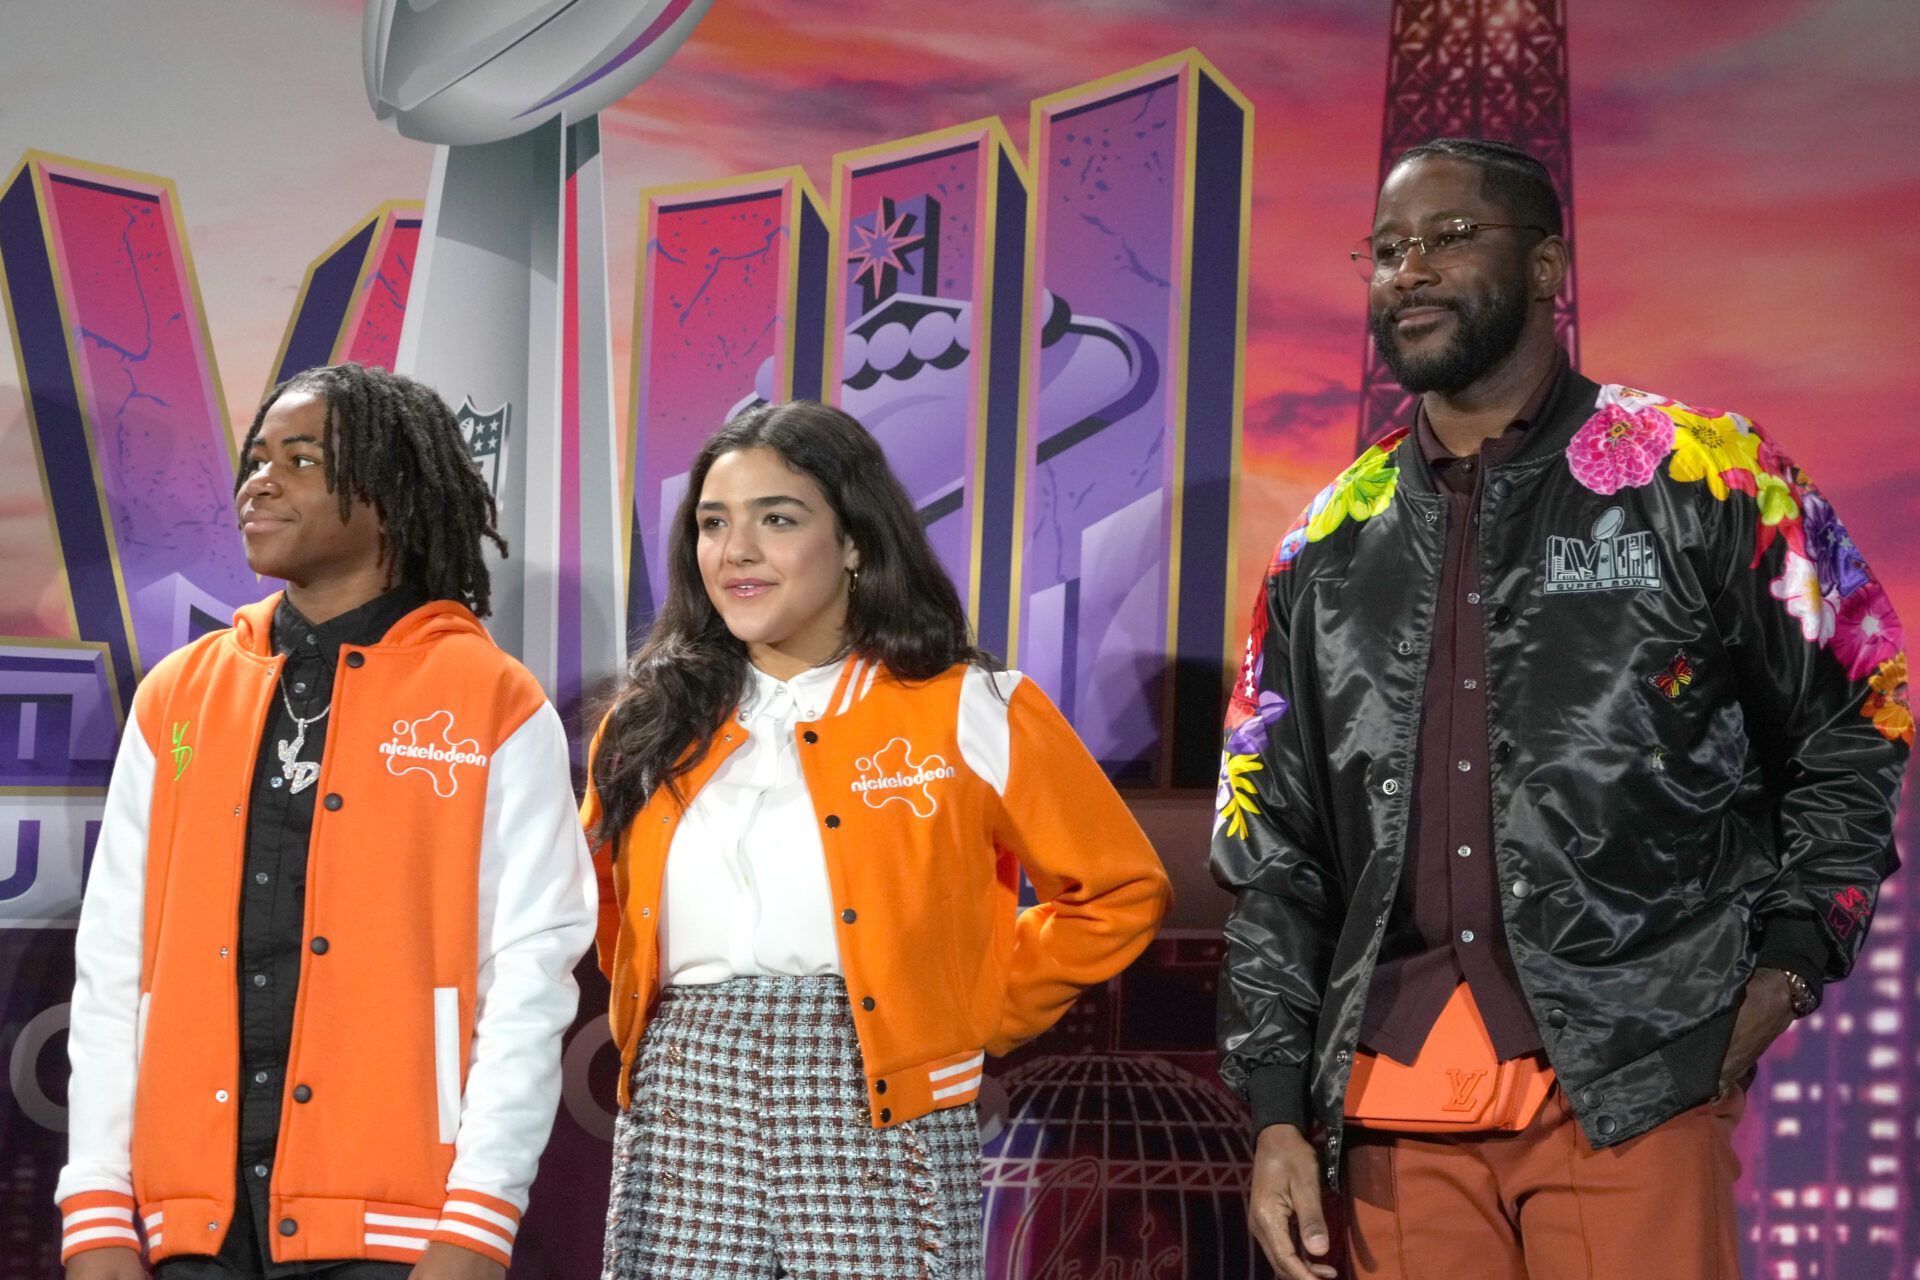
[{"xmin": 1357, "ymin": 354, "xmax": 1569, "ymax": 1065}]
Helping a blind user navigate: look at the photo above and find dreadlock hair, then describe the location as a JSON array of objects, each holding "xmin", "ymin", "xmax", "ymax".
[
  {"xmin": 235, "ymin": 362, "xmax": 507, "ymax": 615},
  {"xmin": 589, "ymin": 400, "xmax": 997, "ymax": 852},
  {"xmin": 1391, "ymin": 137, "xmax": 1565, "ymax": 239}
]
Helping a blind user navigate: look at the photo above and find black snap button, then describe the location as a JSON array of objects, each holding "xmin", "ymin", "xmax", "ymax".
[
  {"xmin": 292, "ymin": 682, "xmax": 307, "ymax": 695},
  {"xmin": 345, "ymin": 651, "xmax": 364, "ymax": 668},
  {"xmin": 253, "ymin": 1164, "xmax": 269, "ymax": 1179},
  {"xmin": 841, "ymin": 908, "xmax": 857, "ymax": 924},
  {"xmin": 1596, "ymin": 1115, "xmax": 1618, "ymax": 1136},
  {"xmin": 1580, "ymin": 1089, "xmax": 1600, "ymax": 1108},
  {"xmin": 861, "ymin": 996, "xmax": 876, "ymax": 1011},
  {"xmin": 278, "ymin": 1218, "xmax": 298, "ymax": 1237},
  {"xmin": 825, "ymin": 814, "xmax": 841, "ymax": 829},
  {"xmin": 879, "ymin": 1108, "xmax": 891, "ymax": 1123},
  {"xmin": 803, "ymin": 730, "xmax": 818, "ymax": 744},
  {"xmin": 310, "ymin": 937, "xmax": 329, "ymax": 955},
  {"xmin": 875, "ymin": 1078, "xmax": 887, "ymax": 1094},
  {"xmin": 1492, "ymin": 605, "xmax": 1514, "ymax": 625},
  {"xmin": 1490, "ymin": 476, "xmax": 1513, "ymax": 499},
  {"xmin": 323, "ymin": 793, "xmax": 342, "ymax": 811},
  {"xmin": 1495, "ymin": 741, "xmax": 1513, "ymax": 761},
  {"xmin": 1548, "ymin": 1009, "xmax": 1569, "ymax": 1029},
  {"xmin": 293, "ymin": 1084, "xmax": 312, "ymax": 1103}
]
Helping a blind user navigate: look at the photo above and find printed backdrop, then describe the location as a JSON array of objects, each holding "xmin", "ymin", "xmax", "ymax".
[{"xmin": 2, "ymin": 2, "xmax": 1916, "ymax": 1276}]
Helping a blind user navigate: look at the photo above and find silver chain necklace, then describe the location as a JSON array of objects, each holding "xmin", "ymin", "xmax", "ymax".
[{"xmin": 275, "ymin": 674, "xmax": 330, "ymax": 794}]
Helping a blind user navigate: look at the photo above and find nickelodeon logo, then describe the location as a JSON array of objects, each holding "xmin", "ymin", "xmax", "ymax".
[
  {"xmin": 381, "ymin": 710, "xmax": 489, "ymax": 798},
  {"xmin": 850, "ymin": 738, "xmax": 954, "ymax": 818},
  {"xmin": 848, "ymin": 765, "xmax": 957, "ymax": 793}
]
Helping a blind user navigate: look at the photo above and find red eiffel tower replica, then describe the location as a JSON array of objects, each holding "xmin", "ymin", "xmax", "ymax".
[{"xmin": 1356, "ymin": 0, "xmax": 1580, "ymax": 448}]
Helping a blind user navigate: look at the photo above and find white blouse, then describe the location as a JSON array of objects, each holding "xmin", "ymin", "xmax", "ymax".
[{"xmin": 658, "ymin": 659, "xmax": 846, "ymax": 986}]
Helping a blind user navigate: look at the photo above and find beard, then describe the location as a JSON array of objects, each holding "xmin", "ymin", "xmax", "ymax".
[{"xmin": 1369, "ymin": 271, "xmax": 1530, "ymax": 395}]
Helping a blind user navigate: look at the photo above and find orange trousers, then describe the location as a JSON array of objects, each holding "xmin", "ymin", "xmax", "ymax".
[{"xmin": 1343, "ymin": 1086, "xmax": 1744, "ymax": 1280}]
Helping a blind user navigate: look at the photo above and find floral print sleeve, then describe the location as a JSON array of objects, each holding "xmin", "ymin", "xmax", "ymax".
[
  {"xmin": 1565, "ymin": 386, "xmax": 1909, "ymax": 973},
  {"xmin": 1566, "ymin": 385, "xmax": 1907, "ymax": 743},
  {"xmin": 1269, "ymin": 428, "xmax": 1408, "ymax": 574},
  {"xmin": 1217, "ymin": 429, "xmax": 1409, "ymax": 837},
  {"xmin": 1210, "ymin": 438, "xmax": 1403, "ymax": 1123}
]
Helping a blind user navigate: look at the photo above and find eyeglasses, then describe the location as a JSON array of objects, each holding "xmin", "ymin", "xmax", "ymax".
[{"xmin": 1349, "ymin": 219, "xmax": 1548, "ymax": 282}]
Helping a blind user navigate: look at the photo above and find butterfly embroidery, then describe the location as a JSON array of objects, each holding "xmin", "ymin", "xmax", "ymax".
[{"xmin": 1648, "ymin": 649, "xmax": 1695, "ymax": 699}]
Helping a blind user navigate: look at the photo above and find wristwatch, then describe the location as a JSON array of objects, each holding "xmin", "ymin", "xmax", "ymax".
[{"xmin": 1767, "ymin": 967, "xmax": 1820, "ymax": 1019}]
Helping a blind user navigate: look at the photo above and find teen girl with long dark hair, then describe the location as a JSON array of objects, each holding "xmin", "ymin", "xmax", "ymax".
[{"xmin": 583, "ymin": 400, "xmax": 1169, "ymax": 1278}]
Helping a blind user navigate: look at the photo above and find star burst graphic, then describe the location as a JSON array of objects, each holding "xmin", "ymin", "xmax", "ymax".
[{"xmin": 847, "ymin": 204, "xmax": 925, "ymax": 296}]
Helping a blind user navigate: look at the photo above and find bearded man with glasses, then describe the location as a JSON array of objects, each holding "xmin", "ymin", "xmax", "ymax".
[{"xmin": 1212, "ymin": 136, "xmax": 1907, "ymax": 1280}]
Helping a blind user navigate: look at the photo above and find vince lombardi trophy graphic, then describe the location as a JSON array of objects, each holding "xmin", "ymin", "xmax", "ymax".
[{"xmin": 362, "ymin": 0, "xmax": 711, "ymax": 717}]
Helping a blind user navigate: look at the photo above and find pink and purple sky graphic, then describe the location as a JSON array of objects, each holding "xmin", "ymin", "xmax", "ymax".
[{"xmin": 3, "ymin": 0, "xmax": 1915, "ymax": 633}]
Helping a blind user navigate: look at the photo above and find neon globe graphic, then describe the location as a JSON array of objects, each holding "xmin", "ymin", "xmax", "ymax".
[{"xmin": 983, "ymin": 1051, "xmax": 1263, "ymax": 1277}]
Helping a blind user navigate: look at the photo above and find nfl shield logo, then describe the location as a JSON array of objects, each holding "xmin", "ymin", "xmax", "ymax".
[{"xmin": 456, "ymin": 398, "xmax": 509, "ymax": 496}]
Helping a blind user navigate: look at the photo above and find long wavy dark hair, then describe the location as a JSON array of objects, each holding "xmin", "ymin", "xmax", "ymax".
[{"xmin": 591, "ymin": 400, "xmax": 995, "ymax": 850}]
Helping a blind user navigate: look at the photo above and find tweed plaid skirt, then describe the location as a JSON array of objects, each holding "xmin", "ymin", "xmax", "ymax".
[{"xmin": 601, "ymin": 975, "xmax": 983, "ymax": 1280}]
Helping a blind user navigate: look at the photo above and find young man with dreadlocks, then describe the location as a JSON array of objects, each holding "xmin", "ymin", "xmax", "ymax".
[{"xmin": 56, "ymin": 363, "xmax": 595, "ymax": 1280}]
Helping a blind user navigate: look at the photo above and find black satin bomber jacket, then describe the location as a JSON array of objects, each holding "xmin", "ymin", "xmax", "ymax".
[{"xmin": 1212, "ymin": 368, "xmax": 1908, "ymax": 1169}]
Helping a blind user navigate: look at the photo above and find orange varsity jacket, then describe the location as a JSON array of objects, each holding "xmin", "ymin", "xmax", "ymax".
[
  {"xmin": 56, "ymin": 596, "xmax": 595, "ymax": 1269},
  {"xmin": 582, "ymin": 658, "xmax": 1172, "ymax": 1127}
]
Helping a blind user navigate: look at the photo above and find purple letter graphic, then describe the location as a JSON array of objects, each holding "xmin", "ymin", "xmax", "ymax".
[
  {"xmin": 269, "ymin": 201, "xmax": 423, "ymax": 384},
  {"xmin": 0, "ymin": 153, "xmax": 263, "ymax": 706},
  {"xmin": 826, "ymin": 122, "xmax": 1028, "ymax": 654},
  {"xmin": 0, "ymin": 637, "xmax": 119, "ymax": 926},
  {"xmin": 1016, "ymin": 54, "xmax": 1250, "ymax": 783},
  {"xmin": 627, "ymin": 169, "xmax": 829, "ymax": 630}
]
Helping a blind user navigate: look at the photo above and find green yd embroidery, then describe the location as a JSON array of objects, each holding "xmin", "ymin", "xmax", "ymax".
[{"xmin": 170, "ymin": 720, "xmax": 194, "ymax": 780}]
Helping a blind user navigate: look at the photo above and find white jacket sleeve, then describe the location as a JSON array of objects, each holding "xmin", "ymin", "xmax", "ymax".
[
  {"xmin": 431, "ymin": 701, "xmax": 595, "ymax": 1265},
  {"xmin": 54, "ymin": 710, "xmax": 154, "ymax": 1260}
]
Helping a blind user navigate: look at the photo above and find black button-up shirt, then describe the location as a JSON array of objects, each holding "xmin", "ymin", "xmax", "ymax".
[
  {"xmin": 160, "ymin": 587, "xmax": 422, "ymax": 1280},
  {"xmin": 1358, "ymin": 355, "xmax": 1569, "ymax": 1066}
]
